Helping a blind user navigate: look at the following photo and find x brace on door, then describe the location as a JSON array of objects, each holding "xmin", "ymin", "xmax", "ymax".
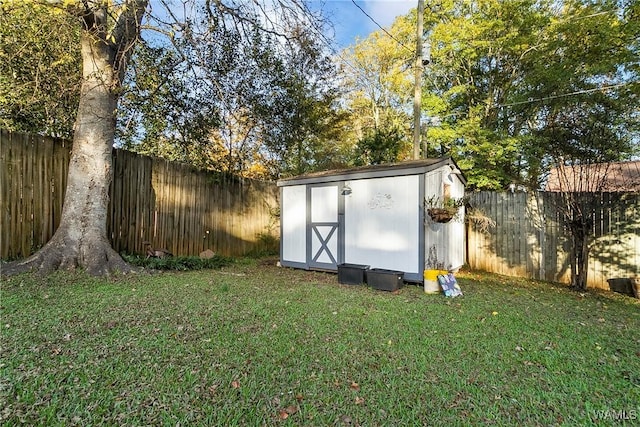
[{"xmin": 311, "ymin": 224, "xmax": 337, "ymax": 264}]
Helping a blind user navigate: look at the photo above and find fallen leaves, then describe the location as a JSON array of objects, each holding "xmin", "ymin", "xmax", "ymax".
[
  {"xmin": 339, "ymin": 414, "xmax": 353, "ymax": 425},
  {"xmin": 274, "ymin": 392, "xmax": 304, "ymax": 421},
  {"xmin": 277, "ymin": 405, "xmax": 298, "ymax": 420},
  {"xmin": 284, "ymin": 405, "xmax": 298, "ymax": 415}
]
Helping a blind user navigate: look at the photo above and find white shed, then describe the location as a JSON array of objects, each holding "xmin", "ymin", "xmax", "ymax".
[{"xmin": 277, "ymin": 157, "xmax": 466, "ymax": 282}]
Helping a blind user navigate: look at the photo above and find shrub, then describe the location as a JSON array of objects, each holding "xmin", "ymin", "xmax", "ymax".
[{"xmin": 121, "ymin": 253, "xmax": 234, "ymax": 271}]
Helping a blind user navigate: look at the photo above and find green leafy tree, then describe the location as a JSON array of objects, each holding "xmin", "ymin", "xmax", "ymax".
[
  {"xmin": 117, "ymin": 41, "xmax": 220, "ymax": 167},
  {"xmin": 340, "ymin": 16, "xmax": 416, "ymax": 165},
  {"xmin": 418, "ymin": 0, "xmax": 638, "ymax": 288},
  {"xmin": 116, "ymin": 7, "xmax": 342, "ymax": 179},
  {"xmin": 527, "ymin": 0, "xmax": 639, "ymax": 291},
  {"xmin": 354, "ymin": 127, "xmax": 405, "ymax": 166},
  {"xmin": 342, "ymin": 0, "xmax": 638, "ymax": 189},
  {"xmin": 421, "ymin": 0, "xmax": 554, "ymax": 188},
  {"xmin": 3, "ymin": 0, "xmax": 149, "ymax": 276},
  {"xmin": 522, "ymin": 0, "xmax": 639, "ymax": 167},
  {"xmin": 0, "ymin": 3, "xmax": 81, "ymax": 138},
  {"xmin": 251, "ymin": 26, "xmax": 347, "ymax": 177},
  {"xmin": 2, "ymin": 0, "xmax": 330, "ymax": 276}
]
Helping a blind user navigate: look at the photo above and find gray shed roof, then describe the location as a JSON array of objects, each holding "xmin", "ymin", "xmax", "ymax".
[{"xmin": 277, "ymin": 157, "xmax": 466, "ymax": 187}]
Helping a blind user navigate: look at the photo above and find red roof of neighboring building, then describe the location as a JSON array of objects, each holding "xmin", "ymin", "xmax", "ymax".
[{"xmin": 545, "ymin": 161, "xmax": 640, "ymax": 192}]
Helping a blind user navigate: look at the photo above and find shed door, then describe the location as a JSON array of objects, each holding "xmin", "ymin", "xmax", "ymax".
[{"xmin": 308, "ymin": 184, "xmax": 343, "ymax": 270}]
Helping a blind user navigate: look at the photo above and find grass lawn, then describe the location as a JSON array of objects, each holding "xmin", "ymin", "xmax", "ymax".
[{"xmin": 1, "ymin": 259, "xmax": 639, "ymax": 426}]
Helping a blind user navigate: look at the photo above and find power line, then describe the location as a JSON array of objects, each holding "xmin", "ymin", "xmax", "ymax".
[
  {"xmin": 403, "ymin": 82, "xmax": 638, "ymax": 121},
  {"xmin": 495, "ymin": 82, "xmax": 638, "ymax": 109},
  {"xmin": 349, "ymin": 0, "xmax": 414, "ymax": 54}
]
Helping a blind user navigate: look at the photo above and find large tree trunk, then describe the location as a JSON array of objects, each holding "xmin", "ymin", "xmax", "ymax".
[{"xmin": 3, "ymin": 3, "xmax": 147, "ymax": 276}]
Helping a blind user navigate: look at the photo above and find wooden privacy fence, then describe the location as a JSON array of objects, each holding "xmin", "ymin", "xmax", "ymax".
[
  {"xmin": 467, "ymin": 191, "xmax": 640, "ymax": 290},
  {"xmin": 3, "ymin": 128, "xmax": 638, "ymax": 291},
  {"xmin": 1, "ymin": 130, "xmax": 279, "ymax": 259},
  {"xmin": 1, "ymin": 130, "xmax": 71, "ymax": 258}
]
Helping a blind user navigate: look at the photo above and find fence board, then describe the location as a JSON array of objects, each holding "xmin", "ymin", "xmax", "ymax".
[
  {"xmin": 0, "ymin": 129, "xmax": 13, "ymax": 257},
  {"xmin": 32, "ymin": 135, "xmax": 43, "ymax": 252},
  {"xmin": 40, "ymin": 136, "xmax": 52, "ymax": 244}
]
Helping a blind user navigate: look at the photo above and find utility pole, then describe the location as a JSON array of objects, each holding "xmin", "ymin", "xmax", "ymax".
[{"xmin": 413, "ymin": 0, "xmax": 425, "ymax": 160}]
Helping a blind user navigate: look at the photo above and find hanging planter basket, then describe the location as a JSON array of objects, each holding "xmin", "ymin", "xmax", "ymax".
[
  {"xmin": 427, "ymin": 208, "xmax": 455, "ymax": 223},
  {"xmin": 425, "ymin": 196, "xmax": 465, "ymax": 223}
]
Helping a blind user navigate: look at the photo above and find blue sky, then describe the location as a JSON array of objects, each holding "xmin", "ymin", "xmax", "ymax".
[
  {"xmin": 147, "ymin": 1, "xmax": 415, "ymax": 51},
  {"xmin": 312, "ymin": 0, "xmax": 415, "ymax": 49}
]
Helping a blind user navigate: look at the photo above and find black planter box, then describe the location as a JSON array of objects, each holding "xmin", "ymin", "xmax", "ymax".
[
  {"xmin": 338, "ymin": 263, "xmax": 369, "ymax": 285},
  {"xmin": 607, "ymin": 278, "xmax": 635, "ymax": 297},
  {"xmin": 367, "ymin": 269, "xmax": 404, "ymax": 291}
]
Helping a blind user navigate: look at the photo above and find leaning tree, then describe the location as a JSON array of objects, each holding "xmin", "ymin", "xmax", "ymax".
[{"xmin": 2, "ymin": 0, "xmax": 324, "ymax": 276}]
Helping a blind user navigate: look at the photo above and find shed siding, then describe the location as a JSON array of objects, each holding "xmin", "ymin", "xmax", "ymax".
[
  {"xmin": 447, "ymin": 174, "xmax": 466, "ymax": 269},
  {"xmin": 424, "ymin": 168, "xmax": 466, "ymax": 271},
  {"xmin": 344, "ymin": 175, "xmax": 421, "ymax": 274}
]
